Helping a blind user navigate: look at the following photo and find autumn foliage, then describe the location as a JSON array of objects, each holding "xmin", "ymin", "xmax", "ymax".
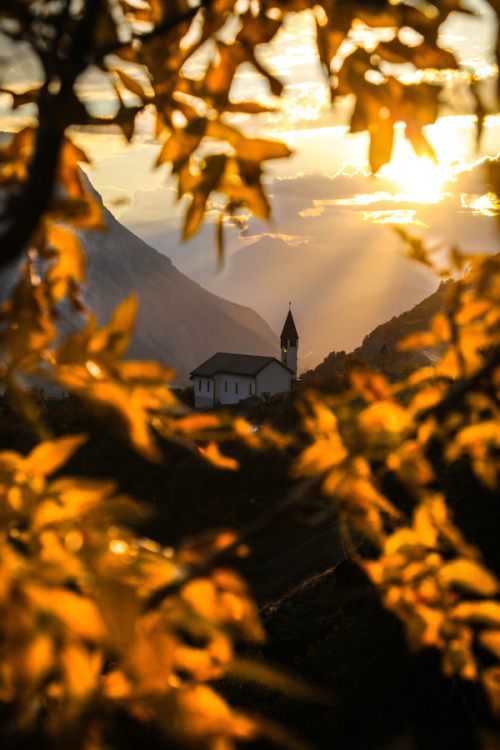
[{"xmin": 2, "ymin": 0, "xmax": 500, "ymax": 748}]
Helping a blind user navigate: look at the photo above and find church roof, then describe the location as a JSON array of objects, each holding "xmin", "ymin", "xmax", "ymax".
[
  {"xmin": 190, "ymin": 352, "xmax": 292, "ymax": 378},
  {"xmin": 280, "ymin": 309, "xmax": 298, "ymax": 346}
]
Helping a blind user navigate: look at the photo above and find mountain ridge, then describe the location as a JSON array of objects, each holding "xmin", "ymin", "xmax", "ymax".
[{"xmin": 80, "ymin": 205, "xmax": 280, "ymax": 383}]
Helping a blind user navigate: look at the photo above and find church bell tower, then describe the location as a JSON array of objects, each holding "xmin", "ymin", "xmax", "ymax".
[{"xmin": 280, "ymin": 304, "xmax": 299, "ymax": 379}]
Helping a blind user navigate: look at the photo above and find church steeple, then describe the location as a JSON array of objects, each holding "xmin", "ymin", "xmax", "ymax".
[{"xmin": 280, "ymin": 303, "xmax": 298, "ymax": 378}]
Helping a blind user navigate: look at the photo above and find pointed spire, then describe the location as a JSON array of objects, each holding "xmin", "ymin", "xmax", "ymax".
[{"xmin": 280, "ymin": 306, "xmax": 298, "ymax": 348}]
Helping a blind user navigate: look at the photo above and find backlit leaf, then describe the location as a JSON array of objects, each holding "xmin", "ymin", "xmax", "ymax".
[
  {"xmin": 452, "ymin": 601, "xmax": 500, "ymax": 627},
  {"xmin": 198, "ymin": 442, "xmax": 239, "ymax": 471},
  {"xmin": 439, "ymin": 559, "xmax": 499, "ymax": 596},
  {"xmin": 25, "ymin": 435, "xmax": 87, "ymax": 477}
]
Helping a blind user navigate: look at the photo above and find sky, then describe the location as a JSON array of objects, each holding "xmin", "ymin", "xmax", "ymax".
[{"xmin": 1, "ymin": 0, "xmax": 500, "ymax": 360}]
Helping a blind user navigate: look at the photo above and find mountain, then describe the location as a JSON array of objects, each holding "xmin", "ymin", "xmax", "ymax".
[
  {"xmin": 301, "ymin": 284, "xmax": 430, "ymax": 366},
  {"xmin": 79, "ymin": 207, "xmax": 279, "ymax": 383},
  {"xmin": 115, "ymin": 173, "xmax": 444, "ymax": 364},
  {"xmin": 308, "ymin": 280, "xmax": 452, "ymax": 379}
]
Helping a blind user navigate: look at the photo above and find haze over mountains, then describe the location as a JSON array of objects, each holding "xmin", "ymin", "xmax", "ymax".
[
  {"xmin": 117, "ymin": 166, "xmax": 500, "ymax": 365},
  {"xmin": 0, "ymin": 189, "xmax": 279, "ymax": 385},
  {"xmin": 80, "ymin": 206, "xmax": 279, "ymax": 383},
  {"xmin": 5, "ymin": 155, "xmax": 496, "ymax": 382}
]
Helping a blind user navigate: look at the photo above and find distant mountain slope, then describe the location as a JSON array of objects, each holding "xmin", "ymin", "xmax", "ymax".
[
  {"xmin": 309, "ymin": 280, "xmax": 451, "ymax": 378},
  {"xmin": 79, "ymin": 207, "xmax": 278, "ymax": 383},
  {"xmin": 302, "ymin": 284, "xmax": 429, "ymax": 366}
]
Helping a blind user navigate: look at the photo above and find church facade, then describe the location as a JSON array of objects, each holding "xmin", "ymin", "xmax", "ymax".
[{"xmin": 190, "ymin": 308, "xmax": 299, "ymax": 409}]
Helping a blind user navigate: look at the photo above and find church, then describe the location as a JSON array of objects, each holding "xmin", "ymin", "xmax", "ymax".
[{"xmin": 190, "ymin": 307, "xmax": 299, "ymax": 409}]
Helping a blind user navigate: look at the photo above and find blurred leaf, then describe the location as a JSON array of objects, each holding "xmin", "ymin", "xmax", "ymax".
[
  {"xmin": 114, "ymin": 68, "xmax": 151, "ymax": 104},
  {"xmin": 26, "ymin": 435, "xmax": 87, "ymax": 477},
  {"xmin": 198, "ymin": 442, "xmax": 239, "ymax": 470},
  {"xmin": 439, "ymin": 560, "xmax": 499, "ymax": 596},
  {"xmin": 452, "ymin": 601, "xmax": 500, "ymax": 627}
]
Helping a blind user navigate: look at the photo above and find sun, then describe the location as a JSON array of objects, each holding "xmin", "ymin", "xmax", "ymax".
[{"xmin": 380, "ymin": 140, "xmax": 454, "ymax": 203}]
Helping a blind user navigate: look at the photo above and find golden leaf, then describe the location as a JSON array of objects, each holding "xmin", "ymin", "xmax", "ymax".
[
  {"xmin": 45, "ymin": 223, "xmax": 86, "ymax": 300},
  {"xmin": 360, "ymin": 402, "xmax": 410, "ymax": 434},
  {"xmin": 480, "ymin": 630, "xmax": 500, "ymax": 659},
  {"xmin": 61, "ymin": 643, "xmax": 100, "ymax": 701},
  {"xmin": 25, "ymin": 435, "xmax": 87, "ymax": 477},
  {"xmin": 156, "ymin": 120, "xmax": 207, "ymax": 169},
  {"xmin": 114, "ymin": 68, "xmax": 151, "ymax": 104},
  {"xmin": 97, "ymin": 580, "xmax": 143, "ymax": 653},
  {"xmin": 482, "ymin": 667, "xmax": 500, "ymax": 715},
  {"xmin": 28, "ymin": 587, "xmax": 105, "ymax": 642},
  {"xmin": 413, "ymin": 504, "xmax": 438, "ymax": 548},
  {"xmin": 442, "ymin": 642, "xmax": 477, "ymax": 680},
  {"xmin": 399, "ymin": 331, "xmax": 437, "ymax": 351},
  {"xmin": 198, "ymin": 443, "xmax": 239, "ymax": 471},
  {"xmin": 452, "ymin": 601, "xmax": 500, "ymax": 627},
  {"xmin": 439, "ymin": 559, "xmax": 499, "ymax": 596},
  {"xmin": 384, "ymin": 528, "xmax": 424, "ymax": 557},
  {"xmin": 174, "ymin": 684, "xmax": 257, "ymax": 741},
  {"xmin": 350, "ymin": 369, "xmax": 391, "ymax": 401}
]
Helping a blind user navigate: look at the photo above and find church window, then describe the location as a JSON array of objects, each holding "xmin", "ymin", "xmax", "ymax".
[
  {"xmin": 207, "ymin": 380, "xmax": 210, "ymax": 392},
  {"xmin": 249, "ymin": 384, "xmax": 252, "ymax": 395},
  {"xmin": 198, "ymin": 379, "xmax": 201, "ymax": 391},
  {"xmin": 224, "ymin": 381, "xmax": 227, "ymax": 392},
  {"xmin": 235, "ymin": 382, "xmax": 239, "ymax": 395}
]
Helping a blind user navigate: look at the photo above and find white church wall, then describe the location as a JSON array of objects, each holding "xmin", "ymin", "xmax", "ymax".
[
  {"xmin": 256, "ymin": 361, "xmax": 291, "ymax": 397},
  {"xmin": 214, "ymin": 373, "xmax": 255, "ymax": 405},
  {"xmin": 194, "ymin": 376, "xmax": 215, "ymax": 409}
]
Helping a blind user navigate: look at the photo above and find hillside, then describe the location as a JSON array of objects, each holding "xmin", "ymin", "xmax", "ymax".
[
  {"xmin": 0, "ymin": 182, "xmax": 281, "ymax": 385},
  {"xmin": 301, "ymin": 283, "xmax": 429, "ymax": 364},
  {"xmin": 308, "ymin": 280, "xmax": 452, "ymax": 380}
]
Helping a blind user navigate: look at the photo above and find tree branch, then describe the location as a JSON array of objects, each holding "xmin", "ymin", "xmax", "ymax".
[{"xmin": 0, "ymin": 0, "xmax": 212, "ymax": 270}]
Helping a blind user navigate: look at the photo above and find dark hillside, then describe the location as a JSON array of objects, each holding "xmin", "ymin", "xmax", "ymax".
[{"xmin": 305, "ymin": 280, "xmax": 452, "ymax": 382}]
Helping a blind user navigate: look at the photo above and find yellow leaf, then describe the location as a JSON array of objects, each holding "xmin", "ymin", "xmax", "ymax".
[
  {"xmin": 36, "ymin": 477, "xmax": 117, "ymax": 528},
  {"xmin": 480, "ymin": 630, "xmax": 500, "ymax": 658},
  {"xmin": 350, "ymin": 369, "xmax": 391, "ymax": 401},
  {"xmin": 114, "ymin": 68, "xmax": 150, "ymax": 103},
  {"xmin": 29, "ymin": 587, "xmax": 105, "ymax": 642},
  {"xmin": 442, "ymin": 642, "xmax": 477, "ymax": 680},
  {"xmin": 439, "ymin": 559, "xmax": 499, "ymax": 596},
  {"xmin": 156, "ymin": 120, "xmax": 207, "ymax": 169},
  {"xmin": 360, "ymin": 401, "xmax": 410, "ymax": 434},
  {"xmin": 61, "ymin": 643, "xmax": 100, "ymax": 700},
  {"xmin": 97, "ymin": 580, "xmax": 142, "ymax": 653},
  {"xmin": 117, "ymin": 360, "xmax": 177, "ymax": 382},
  {"xmin": 25, "ymin": 434, "xmax": 87, "ymax": 477},
  {"xmin": 106, "ymin": 293, "xmax": 138, "ymax": 354},
  {"xmin": 482, "ymin": 667, "xmax": 500, "ymax": 715},
  {"xmin": 452, "ymin": 601, "xmax": 500, "ymax": 627},
  {"xmin": 399, "ymin": 331, "xmax": 437, "ymax": 351},
  {"xmin": 174, "ymin": 685, "xmax": 255, "ymax": 740},
  {"xmin": 198, "ymin": 443, "xmax": 239, "ymax": 471},
  {"xmin": 413, "ymin": 504, "xmax": 438, "ymax": 548},
  {"xmin": 46, "ymin": 223, "xmax": 86, "ymax": 300},
  {"xmin": 384, "ymin": 528, "xmax": 424, "ymax": 557}
]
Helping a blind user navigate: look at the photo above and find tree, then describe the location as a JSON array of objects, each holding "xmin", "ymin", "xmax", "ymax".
[{"xmin": 2, "ymin": 1, "xmax": 500, "ymax": 748}]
